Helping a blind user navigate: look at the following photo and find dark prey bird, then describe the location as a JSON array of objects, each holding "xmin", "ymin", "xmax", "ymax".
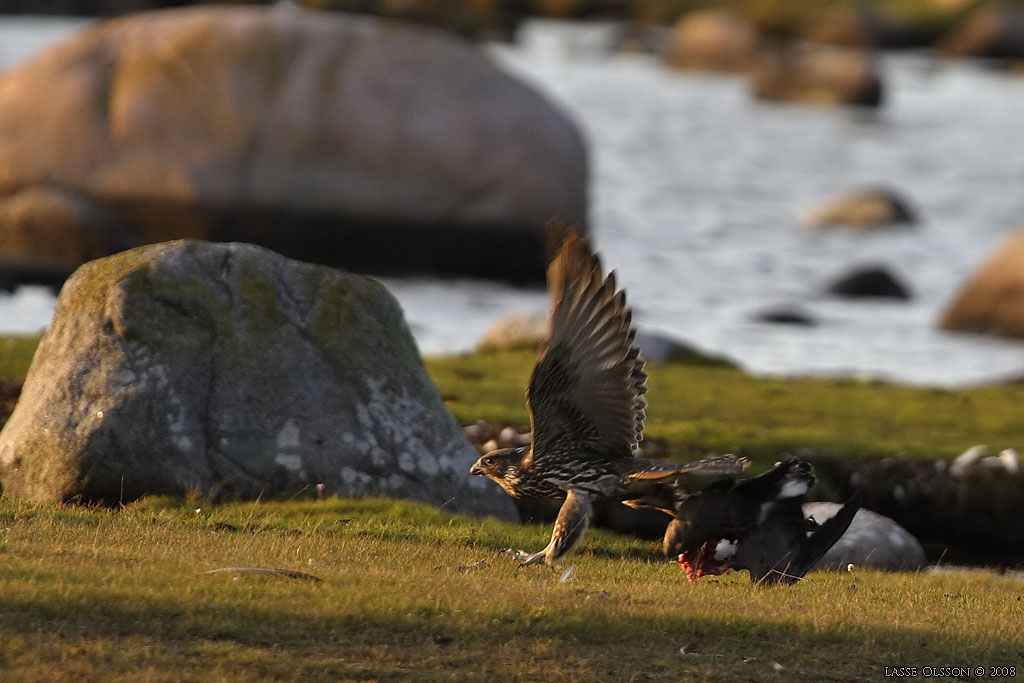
[
  {"xmin": 469, "ymin": 232, "xmax": 747, "ymax": 566},
  {"xmin": 663, "ymin": 458, "xmax": 859, "ymax": 585}
]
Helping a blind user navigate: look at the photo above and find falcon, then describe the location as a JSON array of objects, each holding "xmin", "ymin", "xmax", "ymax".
[{"xmin": 469, "ymin": 232, "xmax": 747, "ymax": 566}]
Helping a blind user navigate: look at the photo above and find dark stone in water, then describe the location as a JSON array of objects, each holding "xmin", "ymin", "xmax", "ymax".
[
  {"xmin": 826, "ymin": 265, "xmax": 912, "ymax": 300},
  {"xmin": 753, "ymin": 306, "xmax": 818, "ymax": 326}
]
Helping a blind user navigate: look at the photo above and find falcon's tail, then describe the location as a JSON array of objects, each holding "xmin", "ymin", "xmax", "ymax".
[{"xmin": 625, "ymin": 454, "xmax": 750, "ymax": 481}]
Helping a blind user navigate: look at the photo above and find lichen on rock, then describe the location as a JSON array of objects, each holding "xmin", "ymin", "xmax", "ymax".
[{"xmin": 0, "ymin": 239, "xmax": 516, "ymax": 520}]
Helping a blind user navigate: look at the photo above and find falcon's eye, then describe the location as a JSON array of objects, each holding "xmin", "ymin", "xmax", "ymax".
[{"xmin": 483, "ymin": 457, "xmax": 495, "ymax": 466}]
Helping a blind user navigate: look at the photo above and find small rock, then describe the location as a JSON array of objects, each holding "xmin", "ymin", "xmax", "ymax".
[
  {"xmin": 478, "ymin": 316, "xmax": 737, "ymax": 366},
  {"xmin": 499, "ymin": 426, "xmax": 520, "ymax": 447},
  {"xmin": 804, "ymin": 187, "xmax": 916, "ymax": 229},
  {"xmin": 939, "ymin": 8, "xmax": 1024, "ymax": 63},
  {"xmin": 476, "ymin": 312, "xmax": 547, "ymax": 353},
  {"xmin": 751, "ymin": 43, "xmax": 883, "ymax": 108},
  {"xmin": 825, "ymin": 265, "xmax": 912, "ymax": 300},
  {"xmin": 662, "ymin": 9, "xmax": 757, "ymax": 73},
  {"xmin": 634, "ymin": 329, "xmax": 737, "ymax": 367},
  {"xmin": 804, "ymin": 502, "xmax": 927, "ymax": 572},
  {"xmin": 949, "ymin": 445, "xmax": 988, "ymax": 478},
  {"xmin": 753, "ymin": 306, "xmax": 818, "ymax": 326}
]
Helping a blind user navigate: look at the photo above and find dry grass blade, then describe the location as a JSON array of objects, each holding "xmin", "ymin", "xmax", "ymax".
[{"xmin": 205, "ymin": 567, "xmax": 324, "ymax": 582}]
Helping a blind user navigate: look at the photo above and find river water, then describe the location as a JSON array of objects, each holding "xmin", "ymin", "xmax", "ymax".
[{"xmin": 2, "ymin": 16, "xmax": 1024, "ymax": 387}]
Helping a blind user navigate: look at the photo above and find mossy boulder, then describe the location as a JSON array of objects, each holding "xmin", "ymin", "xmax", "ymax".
[
  {"xmin": 0, "ymin": 240, "xmax": 517, "ymax": 520},
  {"xmin": 940, "ymin": 227, "xmax": 1024, "ymax": 339},
  {"xmin": 0, "ymin": 5, "xmax": 587, "ymax": 285}
]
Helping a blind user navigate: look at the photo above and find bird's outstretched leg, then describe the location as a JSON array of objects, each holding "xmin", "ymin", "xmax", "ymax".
[{"xmin": 504, "ymin": 490, "xmax": 593, "ymax": 567}]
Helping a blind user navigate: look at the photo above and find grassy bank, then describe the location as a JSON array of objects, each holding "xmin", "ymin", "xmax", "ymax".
[
  {"xmin": 426, "ymin": 350, "xmax": 1024, "ymax": 470},
  {"xmin": 1, "ymin": 496, "xmax": 1021, "ymax": 682},
  {"xmin": 1, "ymin": 339, "xmax": 1023, "ymax": 679},
  {"xmin": 4, "ymin": 337, "xmax": 1022, "ymax": 468}
]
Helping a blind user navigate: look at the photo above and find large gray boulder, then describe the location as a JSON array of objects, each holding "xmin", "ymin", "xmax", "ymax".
[
  {"xmin": 0, "ymin": 240, "xmax": 517, "ymax": 520},
  {"xmin": 0, "ymin": 6, "xmax": 587, "ymax": 284},
  {"xmin": 804, "ymin": 502, "xmax": 926, "ymax": 572}
]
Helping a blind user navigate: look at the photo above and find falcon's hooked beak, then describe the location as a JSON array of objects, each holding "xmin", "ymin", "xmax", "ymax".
[{"xmin": 469, "ymin": 447, "xmax": 523, "ymax": 478}]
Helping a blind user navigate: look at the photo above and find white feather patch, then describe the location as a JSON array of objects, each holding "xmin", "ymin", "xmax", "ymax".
[
  {"xmin": 713, "ymin": 539, "xmax": 737, "ymax": 561},
  {"xmin": 777, "ymin": 479, "xmax": 810, "ymax": 500}
]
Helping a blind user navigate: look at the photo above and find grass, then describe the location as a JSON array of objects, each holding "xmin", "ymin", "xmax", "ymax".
[
  {"xmin": 5, "ymin": 336, "xmax": 1024, "ymax": 472},
  {"xmin": 2, "ymin": 338, "xmax": 1024, "ymax": 679},
  {"xmin": 426, "ymin": 350, "xmax": 1024, "ymax": 470},
  {"xmin": 0, "ymin": 335, "xmax": 37, "ymax": 380},
  {"xmin": 0, "ymin": 495, "xmax": 1022, "ymax": 682}
]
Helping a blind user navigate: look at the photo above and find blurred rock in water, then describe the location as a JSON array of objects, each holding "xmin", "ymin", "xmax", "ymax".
[
  {"xmin": 825, "ymin": 264, "xmax": 913, "ymax": 300},
  {"xmin": 476, "ymin": 312, "xmax": 547, "ymax": 353},
  {"xmin": 750, "ymin": 43, "xmax": 883, "ymax": 107},
  {"xmin": 940, "ymin": 227, "xmax": 1024, "ymax": 339},
  {"xmin": 476, "ymin": 311, "xmax": 737, "ymax": 365},
  {"xmin": 803, "ymin": 187, "xmax": 916, "ymax": 229},
  {"xmin": 0, "ymin": 6, "xmax": 587, "ymax": 286},
  {"xmin": 752, "ymin": 305, "xmax": 818, "ymax": 327},
  {"xmin": 661, "ymin": 8, "xmax": 757, "ymax": 73},
  {"xmin": 0, "ymin": 186, "xmax": 136, "ymax": 290},
  {"xmin": 940, "ymin": 7, "xmax": 1024, "ymax": 65}
]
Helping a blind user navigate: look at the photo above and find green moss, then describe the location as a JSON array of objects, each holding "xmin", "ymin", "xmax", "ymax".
[
  {"xmin": 5, "ymin": 336, "xmax": 1022, "ymax": 472},
  {"xmin": 0, "ymin": 336, "xmax": 40, "ymax": 381},
  {"xmin": 425, "ymin": 351, "xmax": 1024, "ymax": 470}
]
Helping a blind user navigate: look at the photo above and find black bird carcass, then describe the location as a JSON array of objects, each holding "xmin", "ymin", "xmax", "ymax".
[{"xmin": 663, "ymin": 459, "xmax": 859, "ymax": 585}]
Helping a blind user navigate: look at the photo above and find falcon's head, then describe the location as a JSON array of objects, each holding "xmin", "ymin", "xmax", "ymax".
[{"xmin": 469, "ymin": 447, "xmax": 527, "ymax": 496}]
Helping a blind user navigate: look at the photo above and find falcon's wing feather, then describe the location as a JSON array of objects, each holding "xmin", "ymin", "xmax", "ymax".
[{"xmin": 525, "ymin": 232, "xmax": 647, "ymax": 468}]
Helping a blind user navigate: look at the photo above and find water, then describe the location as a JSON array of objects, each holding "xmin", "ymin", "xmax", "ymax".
[{"xmin": 2, "ymin": 17, "xmax": 1024, "ymax": 386}]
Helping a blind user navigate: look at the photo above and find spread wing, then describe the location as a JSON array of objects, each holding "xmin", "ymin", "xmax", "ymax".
[{"xmin": 524, "ymin": 232, "xmax": 647, "ymax": 469}]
